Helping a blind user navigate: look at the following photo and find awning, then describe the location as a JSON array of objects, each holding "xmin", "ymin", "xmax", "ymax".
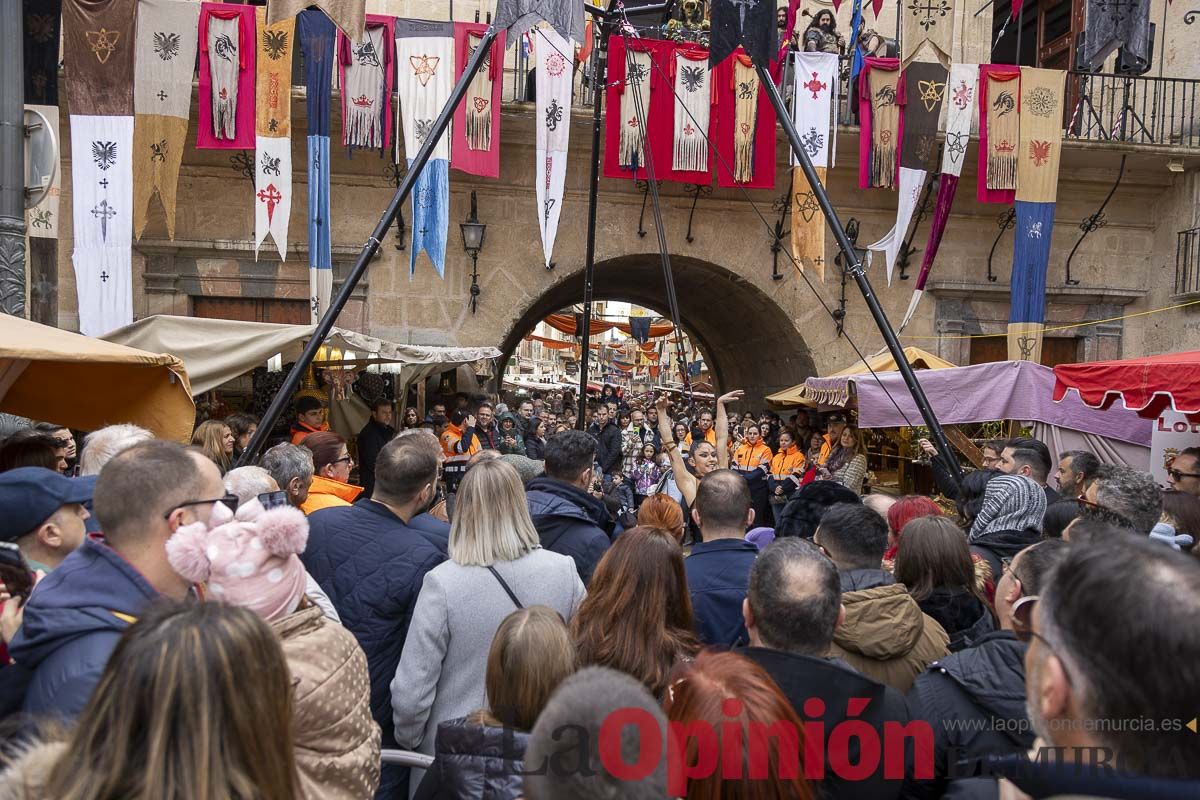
[
  {"xmin": 1053, "ymin": 350, "xmax": 1200, "ymax": 418},
  {"xmin": 766, "ymin": 346, "xmax": 955, "ymax": 408},
  {"xmin": 0, "ymin": 314, "xmax": 195, "ymax": 441},
  {"xmin": 103, "ymin": 315, "xmax": 499, "ymax": 396}
]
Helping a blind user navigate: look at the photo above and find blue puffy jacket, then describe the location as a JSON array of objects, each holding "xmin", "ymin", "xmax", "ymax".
[
  {"xmin": 684, "ymin": 538, "xmax": 760, "ymax": 647},
  {"xmin": 9, "ymin": 536, "xmax": 161, "ymax": 719},
  {"xmin": 525, "ymin": 477, "xmax": 612, "ymax": 585}
]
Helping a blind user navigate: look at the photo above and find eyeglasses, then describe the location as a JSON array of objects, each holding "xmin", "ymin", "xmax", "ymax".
[
  {"xmin": 1000, "ymin": 556, "xmax": 1027, "ymax": 588},
  {"xmin": 332, "ymin": 455, "xmax": 353, "ymax": 466},
  {"xmin": 163, "ymin": 493, "xmax": 239, "ymax": 520},
  {"xmin": 1167, "ymin": 468, "xmax": 1200, "ymax": 481}
]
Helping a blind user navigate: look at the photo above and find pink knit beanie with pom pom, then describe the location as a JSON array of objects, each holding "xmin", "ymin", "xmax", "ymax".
[{"xmin": 166, "ymin": 498, "xmax": 309, "ymax": 622}]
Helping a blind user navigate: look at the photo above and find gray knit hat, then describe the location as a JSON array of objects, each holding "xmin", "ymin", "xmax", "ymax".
[
  {"xmin": 969, "ymin": 474, "xmax": 1047, "ymax": 540},
  {"xmin": 500, "ymin": 454, "xmax": 544, "ymax": 485}
]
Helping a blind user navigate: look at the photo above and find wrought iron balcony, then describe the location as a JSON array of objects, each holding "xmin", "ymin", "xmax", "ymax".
[
  {"xmin": 1065, "ymin": 71, "xmax": 1200, "ymax": 149},
  {"xmin": 1176, "ymin": 227, "xmax": 1200, "ymax": 297}
]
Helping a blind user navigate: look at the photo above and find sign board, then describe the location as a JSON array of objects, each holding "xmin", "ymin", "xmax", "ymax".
[
  {"xmin": 24, "ymin": 105, "xmax": 60, "ymax": 237},
  {"xmin": 1150, "ymin": 410, "xmax": 1200, "ymax": 487}
]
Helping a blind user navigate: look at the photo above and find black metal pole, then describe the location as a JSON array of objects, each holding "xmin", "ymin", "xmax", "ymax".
[
  {"xmin": 0, "ymin": 0, "xmax": 26, "ymax": 319},
  {"xmin": 237, "ymin": 26, "xmax": 500, "ymax": 466},
  {"xmin": 576, "ymin": 17, "xmax": 610, "ymax": 429},
  {"xmin": 755, "ymin": 63, "xmax": 962, "ymax": 488}
]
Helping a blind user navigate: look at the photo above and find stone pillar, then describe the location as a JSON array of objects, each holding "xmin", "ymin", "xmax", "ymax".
[{"xmin": 0, "ymin": 0, "xmax": 26, "ymax": 318}]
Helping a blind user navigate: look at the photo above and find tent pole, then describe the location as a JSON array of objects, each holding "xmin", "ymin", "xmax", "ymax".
[
  {"xmin": 236, "ymin": 27, "xmax": 500, "ymax": 467},
  {"xmin": 754, "ymin": 62, "xmax": 963, "ymax": 490}
]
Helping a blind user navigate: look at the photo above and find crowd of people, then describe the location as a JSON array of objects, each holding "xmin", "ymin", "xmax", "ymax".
[{"xmin": 0, "ymin": 385, "xmax": 1198, "ymax": 800}]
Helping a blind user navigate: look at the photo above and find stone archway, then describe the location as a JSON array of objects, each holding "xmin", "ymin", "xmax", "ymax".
[{"xmin": 500, "ymin": 254, "xmax": 816, "ymax": 407}]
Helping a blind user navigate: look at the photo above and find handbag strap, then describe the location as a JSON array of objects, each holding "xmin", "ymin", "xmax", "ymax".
[{"xmin": 487, "ymin": 565, "xmax": 523, "ymax": 609}]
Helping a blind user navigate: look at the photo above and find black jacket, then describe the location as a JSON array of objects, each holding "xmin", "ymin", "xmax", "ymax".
[
  {"xmin": 917, "ymin": 589, "xmax": 998, "ymax": 653},
  {"xmin": 525, "ymin": 477, "xmax": 613, "ymax": 585},
  {"xmin": 356, "ymin": 418, "xmax": 395, "ymax": 498},
  {"xmin": 969, "ymin": 529, "xmax": 1041, "ymax": 585},
  {"xmin": 525, "ymin": 434, "xmax": 545, "ymax": 461},
  {"xmin": 906, "ymin": 630, "xmax": 1031, "ymax": 799},
  {"xmin": 588, "ymin": 420, "xmax": 622, "ymax": 475},
  {"xmin": 740, "ymin": 647, "xmax": 910, "ymax": 800},
  {"xmin": 414, "ymin": 717, "xmax": 530, "ymax": 800}
]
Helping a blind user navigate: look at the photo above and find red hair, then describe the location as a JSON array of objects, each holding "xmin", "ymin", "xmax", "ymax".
[{"xmin": 885, "ymin": 495, "xmax": 943, "ymax": 561}]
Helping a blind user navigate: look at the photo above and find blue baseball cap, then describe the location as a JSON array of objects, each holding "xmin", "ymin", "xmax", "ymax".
[{"xmin": 0, "ymin": 467, "xmax": 94, "ymax": 543}]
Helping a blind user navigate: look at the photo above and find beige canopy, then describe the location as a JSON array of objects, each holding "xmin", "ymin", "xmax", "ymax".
[
  {"xmin": 103, "ymin": 315, "xmax": 500, "ymax": 396},
  {"xmin": 0, "ymin": 314, "xmax": 195, "ymax": 441},
  {"xmin": 766, "ymin": 346, "xmax": 956, "ymax": 408}
]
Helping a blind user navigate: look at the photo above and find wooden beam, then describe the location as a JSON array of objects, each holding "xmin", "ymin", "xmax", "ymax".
[{"xmin": 944, "ymin": 426, "xmax": 984, "ymax": 468}]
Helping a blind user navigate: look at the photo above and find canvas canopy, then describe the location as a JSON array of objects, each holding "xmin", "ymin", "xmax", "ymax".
[
  {"xmin": 766, "ymin": 346, "xmax": 955, "ymax": 407},
  {"xmin": 0, "ymin": 314, "xmax": 195, "ymax": 442},
  {"xmin": 1053, "ymin": 350, "xmax": 1200, "ymax": 418},
  {"xmin": 103, "ymin": 315, "xmax": 500, "ymax": 396}
]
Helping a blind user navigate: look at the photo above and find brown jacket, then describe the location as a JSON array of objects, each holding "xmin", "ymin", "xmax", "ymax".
[
  {"xmin": 828, "ymin": 578, "xmax": 950, "ymax": 693},
  {"xmin": 273, "ymin": 604, "xmax": 381, "ymax": 800}
]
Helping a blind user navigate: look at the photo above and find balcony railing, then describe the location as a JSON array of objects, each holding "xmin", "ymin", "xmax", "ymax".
[
  {"xmin": 1065, "ymin": 71, "xmax": 1200, "ymax": 149},
  {"xmin": 1176, "ymin": 227, "xmax": 1200, "ymax": 296}
]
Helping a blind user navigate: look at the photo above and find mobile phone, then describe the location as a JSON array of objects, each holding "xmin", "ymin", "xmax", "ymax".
[
  {"xmin": 257, "ymin": 490, "xmax": 290, "ymax": 510},
  {"xmin": 0, "ymin": 542, "xmax": 36, "ymax": 601}
]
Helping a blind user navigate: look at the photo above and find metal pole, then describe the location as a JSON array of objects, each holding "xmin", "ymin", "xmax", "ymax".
[
  {"xmin": 0, "ymin": 0, "xmax": 27, "ymax": 318},
  {"xmin": 236, "ymin": 27, "xmax": 500, "ymax": 466},
  {"xmin": 576, "ymin": 15, "xmax": 610, "ymax": 429},
  {"xmin": 755, "ymin": 62, "xmax": 963, "ymax": 489},
  {"xmin": 1014, "ymin": 0, "xmax": 1023, "ymax": 65}
]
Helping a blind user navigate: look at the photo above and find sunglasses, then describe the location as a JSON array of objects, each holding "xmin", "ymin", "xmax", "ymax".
[
  {"xmin": 1167, "ymin": 468, "xmax": 1200, "ymax": 481},
  {"xmin": 163, "ymin": 493, "xmax": 239, "ymax": 520}
]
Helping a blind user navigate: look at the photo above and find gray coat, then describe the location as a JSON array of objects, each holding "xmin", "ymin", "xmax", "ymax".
[{"xmin": 390, "ymin": 547, "xmax": 585, "ymax": 793}]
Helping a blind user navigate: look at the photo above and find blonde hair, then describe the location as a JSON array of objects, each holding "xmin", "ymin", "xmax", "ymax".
[
  {"xmin": 450, "ymin": 459, "xmax": 540, "ymax": 566},
  {"xmin": 476, "ymin": 606, "xmax": 576, "ymax": 731},
  {"xmin": 192, "ymin": 419, "xmax": 231, "ymax": 473}
]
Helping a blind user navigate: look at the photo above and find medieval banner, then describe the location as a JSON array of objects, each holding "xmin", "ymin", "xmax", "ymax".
[
  {"xmin": 1079, "ymin": 0, "xmax": 1152, "ymax": 72},
  {"xmin": 791, "ymin": 166, "xmax": 828, "ymax": 280},
  {"xmin": 133, "ymin": 0, "xmax": 200, "ymax": 240},
  {"xmin": 1008, "ymin": 67, "xmax": 1066, "ymax": 363},
  {"xmin": 451, "ymin": 22, "xmax": 505, "ymax": 178},
  {"xmin": 299, "ymin": 8, "xmax": 336, "ymax": 321},
  {"xmin": 492, "ymin": 0, "xmax": 584, "ymax": 42},
  {"xmin": 63, "ymin": 0, "xmax": 135, "ymax": 116},
  {"xmin": 197, "ymin": 2, "xmax": 256, "ymax": 149},
  {"xmin": 673, "ymin": 47, "xmax": 711, "ymax": 174},
  {"xmin": 978, "ymin": 63, "xmax": 1020, "ymax": 203},
  {"xmin": 268, "ymin": 0, "xmax": 365, "ymax": 40},
  {"xmin": 789, "ymin": 51, "xmax": 838, "ymax": 278},
  {"xmin": 255, "ymin": 9, "xmax": 295, "ymax": 261},
  {"xmin": 535, "ymin": 26, "xmax": 574, "ymax": 268},
  {"xmin": 339, "ymin": 14, "xmax": 394, "ymax": 152},
  {"xmin": 714, "ymin": 49, "xmax": 778, "ymax": 189},
  {"xmin": 858, "ymin": 56, "xmax": 901, "ymax": 190},
  {"xmin": 24, "ymin": 0, "xmax": 62, "ymax": 105},
  {"xmin": 396, "ymin": 18, "xmax": 455, "ymax": 277},
  {"xmin": 901, "ymin": 0, "xmax": 956, "ymax": 67}
]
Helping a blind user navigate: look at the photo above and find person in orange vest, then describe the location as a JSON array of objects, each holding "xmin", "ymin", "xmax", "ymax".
[
  {"xmin": 818, "ymin": 411, "xmax": 849, "ymax": 466},
  {"xmin": 299, "ymin": 431, "xmax": 363, "ymax": 514},
  {"xmin": 768, "ymin": 429, "xmax": 807, "ymax": 525},
  {"xmin": 733, "ymin": 423, "xmax": 774, "ymax": 529},
  {"xmin": 440, "ymin": 410, "xmax": 481, "ymax": 495},
  {"xmin": 290, "ymin": 396, "xmax": 329, "ymax": 445},
  {"xmin": 684, "ymin": 408, "xmax": 717, "ymax": 450}
]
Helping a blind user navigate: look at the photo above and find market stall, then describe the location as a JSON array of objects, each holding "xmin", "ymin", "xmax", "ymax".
[
  {"xmin": 766, "ymin": 346, "xmax": 955, "ymax": 408},
  {"xmin": 1052, "ymin": 350, "xmax": 1200, "ymax": 417},
  {"xmin": 1, "ymin": 314, "xmax": 195, "ymax": 441}
]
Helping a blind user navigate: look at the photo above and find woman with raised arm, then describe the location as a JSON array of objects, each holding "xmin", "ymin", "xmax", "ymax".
[{"xmin": 654, "ymin": 390, "xmax": 741, "ymax": 508}]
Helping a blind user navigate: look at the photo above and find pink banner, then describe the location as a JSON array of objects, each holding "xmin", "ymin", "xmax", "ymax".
[
  {"xmin": 450, "ymin": 21, "xmax": 505, "ymax": 178},
  {"xmin": 197, "ymin": 2, "xmax": 256, "ymax": 149}
]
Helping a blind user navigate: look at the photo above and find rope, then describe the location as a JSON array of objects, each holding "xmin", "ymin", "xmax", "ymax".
[{"xmin": 899, "ymin": 298, "xmax": 1200, "ymax": 340}]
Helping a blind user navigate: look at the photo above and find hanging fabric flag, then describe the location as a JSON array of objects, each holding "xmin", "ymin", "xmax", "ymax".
[
  {"xmin": 254, "ymin": 8, "xmax": 295, "ymax": 261},
  {"xmin": 1008, "ymin": 67, "xmax": 1066, "ymax": 363},
  {"xmin": 339, "ymin": 14, "xmax": 394, "ymax": 153},
  {"xmin": 714, "ymin": 48, "xmax": 778, "ymax": 189},
  {"xmin": 535, "ymin": 25, "xmax": 573, "ymax": 268},
  {"xmin": 848, "ymin": 0, "xmax": 866, "ymax": 85},
  {"xmin": 901, "ymin": 0, "xmax": 956, "ymax": 68},
  {"xmin": 857, "ymin": 56, "xmax": 901, "ymax": 189},
  {"xmin": 901, "ymin": 62, "xmax": 976, "ymax": 330},
  {"xmin": 868, "ymin": 60, "xmax": 946, "ymax": 283},
  {"xmin": 197, "ymin": 2, "xmax": 255, "ymax": 149},
  {"xmin": 709, "ymin": 0, "xmax": 778, "ymax": 69},
  {"xmin": 451, "ymin": 22, "xmax": 505, "ymax": 178},
  {"xmin": 493, "ymin": 0, "xmax": 584, "ymax": 42},
  {"xmin": 25, "ymin": 104, "xmax": 60, "ymax": 239},
  {"xmin": 268, "ymin": 0, "xmax": 365, "ymax": 41},
  {"xmin": 789, "ymin": 51, "xmax": 837, "ymax": 278},
  {"xmin": 63, "ymin": 0, "xmax": 136, "ymax": 336},
  {"xmin": 396, "ymin": 18, "xmax": 455, "ymax": 277},
  {"xmin": 629, "ymin": 316, "xmax": 651, "ymax": 344},
  {"xmin": 133, "ymin": 0, "xmax": 200, "ymax": 241},
  {"xmin": 1079, "ymin": 0, "xmax": 1152, "ymax": 72},
  {"xmin": 24, "ymin": 0, "xmax": 62, "ymax": 106},
  {"xmin": 617, "ymin": 47, "xmax": 653, "ymax": 171},
  {"xmin": 299, "ymin": 9, "xmax": 335, "ymax": 322},
  {"xmin": 673, "ymin": 47, "xmax": 711, "ymax": 174},
  {"xmin": 978, "ymin": 64, "xmax": 1020, "ymax": 203}
]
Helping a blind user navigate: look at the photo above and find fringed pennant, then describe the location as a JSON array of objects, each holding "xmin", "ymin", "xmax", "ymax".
[
  {"xmin": 451, "ymin": 22, "xmax": 505, "ymax": 178},
  {"xmin": 902, "ymin": 63, "xmax": 977, "ymax": 331},
  {"xmin": 1008, "ymin": 68, "xmax": 1066, "ymax": 363},
  {"xmin": 197, "ymin": 2, "xmax": 255, "ymax": 149},
  {"xmin": 790, "ymin": 51, "xmax": 838, "ymax": 170},
  {"xmin": 535, "ymin": 26, "xmax": 574, "ymax": 267},
  {"xmin": 791, "ymin": 166, "xmax": 827, "ymax": 280},
  {"xmin": 979, "ymin": 64, "xmax": 1020, "ymax": 202},
  {"xmin": 673, "ymin": 48, "xmax": 711, "ymax": 174},
  {"xmin": 396, "ymin": 18, "xmax": 455, "ymax": 277},
  {"xmin": 617, "ymin": 48, "xmax": 653, "ymax": 171},
  {"xmin": 901, "ymin": 0, "xmax": 956, "ymax": 68},
  {"xmin": 268, "ymin": 0, "xmax": 365, "ymax": 41},
  {"xmin": 132, "ymin": 0, "xmax": 199, "ymax": 241},
  {"xmin": 339, "ymin": 14, "xmax": 394, "ymax": 152},
  {"xmin": 732, "ymin": 55, "xmax": 760, "ymax": 184},
  {"xmin": 858, "ymin": 57, "xmax": 901, "ymax": 189},
  {"xmin": 255, "ymin": 8, "xmax": 294, "ymax": 261},
  {"xmin": 298, "ymin": 8, "xmax": 335, "ymax": 321}
]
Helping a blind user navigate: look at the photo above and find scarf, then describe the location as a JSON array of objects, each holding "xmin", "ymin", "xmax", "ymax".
[
  {"xmin": 858, "ymin": 57, "xmax": 901, "ymax": 189},
  {"xmin": 396, "ymin": 18, "xmax": 455, "ymax": 277},
  {"xmin": 901, "ymin": 0, "xmax": 956, "ymax": 68},
  {"xmin": 979, "ymin": 64, "xmax": 1020, "ymax": 200},
  {"xmin": 197, "ymin": 3, "xmax": 255, "ymax": 149},
  {"xmin": 618, "ymin": 47, "xmax": 653, "ymax": 171},
  {"xmin": 255, "ymin": 9, "xmax": 295, "ymax": 261},
  {"xmin": 535, "ymin": 26, "xmax": 574, "ymax": 268},
  {"xmin": 451, "ymin": 23, "xmax": 505, "ymax": 178},
  {"xmin": 673, "ymin": 48, "xmax": 711, "ymax": 174},
  {"xmin": 268, "ymin": 0, "xmax": 365, "ymax": 41},
  {"xmin": 299, "ymin": 8, "xmax": 335, "ymax": 320},
  {"xmin": 24, "ymin": 0, "xmax": 62, "ymax": 105},
  {"xmin": 732, "ymin": 55, "xmax": 760, "ymax": 184},
  {"xmin": 969, "ymin": 475, "xmax": 1046, "ymax": 540},
  {"xmin": 340, "ymin": 16, "xmax": 394, "ymax": 151},
  {"xmin": 63, "ymin": 0, "xmax": 136, "ymax": 116}
]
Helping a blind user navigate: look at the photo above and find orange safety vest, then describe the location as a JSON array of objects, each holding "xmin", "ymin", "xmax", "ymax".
[
  {"xmin": 684, "ymin": 428, "xmax": 717, "ymax": 448},
  {"xmin": 440, "ymin": 422, "xmax": 481, "ymax": 457},
  {"xmin": 733, "ymin": 441, "xmax": 773, "ymax": 472},
  {"xmin": 770, "ymin": 445, "xmax": 807, "ymax": 480}
]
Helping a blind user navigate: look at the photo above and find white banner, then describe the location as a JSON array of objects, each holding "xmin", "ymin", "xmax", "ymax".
[
  {"xmin": 790, "ymin": 51, "xmax": 838, "ymax": 169},
  {"xmin": 255, "ymin": 135, "xmax": 292, "ymax": 261},
  {"xmin": 535, "ymin": 27, "xmax": 573, "ymax": 268},
  {"xmin": 941, "ymin": 63, "xmax": 977, "ymax": 177}
]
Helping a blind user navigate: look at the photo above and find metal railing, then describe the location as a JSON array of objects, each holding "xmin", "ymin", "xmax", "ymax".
[
  {"xmin": 1065, "ymin": 71, "xmax": 1200, "ymax": 148},
  {"xmin": 1176, "ymin": 227, "xmax": 1200, "ymax": 296}
]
